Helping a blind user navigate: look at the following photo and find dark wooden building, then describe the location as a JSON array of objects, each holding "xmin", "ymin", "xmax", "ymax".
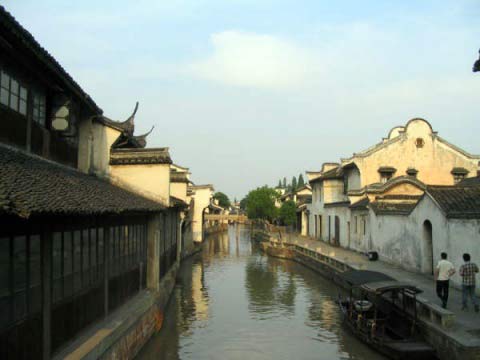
[{"xmin": 0, "ymin": 6, "xmax": 182, "ymax": 359}]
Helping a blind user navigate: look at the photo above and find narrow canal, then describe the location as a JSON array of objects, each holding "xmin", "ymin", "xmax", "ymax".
[{"xmin": 138, "ymin": 225, "xmax": 386, "ymax": 360}]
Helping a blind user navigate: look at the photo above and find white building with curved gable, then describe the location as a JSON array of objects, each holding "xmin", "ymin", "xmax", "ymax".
[{"xmin": 308, "ymin": 118, "xmax": 480, "ymax": 291}]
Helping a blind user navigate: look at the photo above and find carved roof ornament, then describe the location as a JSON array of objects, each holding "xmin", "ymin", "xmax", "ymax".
[
  {"xmin": 99, "ymin": 101, "xmax": 139, "ymax": 134},
  {"xmin": 132, "ymin": 126, "xmax": 155, "ymax": 148},
  {"xmin": 474, "ymin": 49, "xmax": 480, "ymax": 72},
  {"xmin": 123, "ymin": 101, "xmax": 139, "ymax": 135}
]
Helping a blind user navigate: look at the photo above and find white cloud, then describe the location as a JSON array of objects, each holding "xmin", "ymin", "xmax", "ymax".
[{"xmin": 188, "ymin": 31, "xmax": 318, "ymax": 90}]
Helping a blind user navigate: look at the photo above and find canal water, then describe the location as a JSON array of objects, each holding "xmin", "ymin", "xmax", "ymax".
[{"xmin": 138, "ymin": 225, "xmax": 386, "ymax": 360}]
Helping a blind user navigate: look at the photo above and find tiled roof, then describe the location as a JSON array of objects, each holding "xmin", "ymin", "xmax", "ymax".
[
  {"xmin": 458, "ymin": 176, "xmax": 480, "ymax": 187},
  {"xmin": 170, "ymin": 171, "xmax": 189, "ymax": 183},
  {"xmin": 0, "ymin": 145, "xmax": 165, "ymax": 218},
  {"xmin": 170, "ymin": 196, "xmax": 188, "ymax": 208},
  {"xmin": 110, "ymin": 148, "xmax": 172, "ymax": 165},
  {"xmin": 451, "ymin": 167, "xmax": 469, "ymax": 175},
  {"xmin": 349, "ymin": 197, "xmax": 370, "ymax": 210},
  {"xmin": 324, "ymin": 200, "xmax": 350, "ymax": 208},
  {"xmin": 0, "ymin": 5, "xmax": 101, "ymax": 114},
  {"xmin": 369, "ymin": 201, "xmax": 417, "ymax": 215},
  {"xmin": 309, "ymin": 167, "xmax": 343, "ymax": 184},
  {"xmin": 427, "ymin": 185, "xmax": 480, "ymax": 219}
]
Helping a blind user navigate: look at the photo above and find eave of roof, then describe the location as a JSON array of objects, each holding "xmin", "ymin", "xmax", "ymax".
[
  {"xmin": 426, "ymin": 185, "xmax": 480, "ymax": 219},
  {"xmin": 0, "ymin": 144, "xmax": 166, "ymax": 218},
  {"xmin": 110, "ymin": 148, "xmax": 172, "ymax": 165},
  {"xmin": 0, "ymin": 5, "xmax": 102, "ymax": 114},
  {"xmin": 324, "ymin": 200, "xmax": 350, "ymax": 208},
  {"xmin": 349, "ymin": 197, "xmax": 370, "ymax": 210}
]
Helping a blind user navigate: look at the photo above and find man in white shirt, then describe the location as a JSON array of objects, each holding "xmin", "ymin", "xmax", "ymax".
[{"xmin": 435, "ymin": 252, "xmax": 456, "ymax": 309}]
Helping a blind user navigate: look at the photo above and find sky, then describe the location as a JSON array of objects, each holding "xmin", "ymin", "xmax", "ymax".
[{"xmin": 3, "ymin": 0, "xmax": 480, "ymax": 200}]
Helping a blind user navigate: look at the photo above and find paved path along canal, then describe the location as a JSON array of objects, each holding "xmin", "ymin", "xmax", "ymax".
[{"xmin": 138, "ymin": 225, "xmax": 385, "ymax": 360}]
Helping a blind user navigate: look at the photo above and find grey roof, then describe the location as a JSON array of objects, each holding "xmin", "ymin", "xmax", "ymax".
[
  {"xmin": 427, "ymin": 185, "xmax": 480, "ymax": 219},
  {"xmin": 458, "ymin": 176, "xmax": 480, "ymax": 187},
  {"xmin": 0, "ymin": 5, "xmax": 101, "ymax": 114},
  {"xmin": 349, "ymin": 197, "xmax": 370, "ymax": 210},
  {"xmin": 0, "ymin": 144, "xmax": 165, "ymax": 218},
  {"xmin": 170, "ymin": 171, "xmax": 189, "ymax": 183},
  {"xmin": 369, "ymin": 201, "xmax": 418, "ymax": 215},
  {"xmin": 110, "ymin": 148, "xmax": 172, "ymax": 165},
  {"xmin": 309, "ymin": 167, "xmax": 343, "ymax": 184}
]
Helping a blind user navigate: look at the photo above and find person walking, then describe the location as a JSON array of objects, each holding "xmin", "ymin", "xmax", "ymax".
[
  {"xmin": 435, "ymin": 252, "xmax": 455, "ymax": 308},
  {"xmin": 459, "ymin": 253, "xmax": 479, "ymax": 312}
]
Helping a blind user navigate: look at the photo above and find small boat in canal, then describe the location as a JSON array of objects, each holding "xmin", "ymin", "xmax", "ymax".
[{"xmin": 337, "ymin": 270, "xmax": 437, "ymax": 360}]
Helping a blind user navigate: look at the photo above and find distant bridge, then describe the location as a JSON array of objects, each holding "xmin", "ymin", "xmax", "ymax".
[{"xmin": 204, "ymin": 214, "xmax": 248, "ymax": 223}]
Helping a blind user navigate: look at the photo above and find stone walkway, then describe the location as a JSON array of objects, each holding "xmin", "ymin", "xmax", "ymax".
[{"xmin": 279, "ymin": 233, "xmax": 480, "ymax": 345}]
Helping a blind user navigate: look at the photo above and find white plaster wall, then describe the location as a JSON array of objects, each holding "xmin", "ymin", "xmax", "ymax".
[
  {"xmin": 323, "ymin": 179, "xmax": 346, "ymax": 203},
  {"xmin": 351, "ymin": 119, "xmax": 478, "ymax": 187},
  {"xmin": 77, "ymin": 118, "xmax": 92, "ymax": 173},
  {"xmin": 369, "ymin": 195, "xmax": 480, "ymax": 294},
  {"xmin": 170, "ymin": 182, "xmax": 187, "ymax": 202},
  {"xmin": 91, "ymin": 123, "xmax": 121, "ymax": 177},
  {"xmin": 323, "ymin": 206, "xmax": 350, "ymax": 248},
  {"xmin": 369, "ymin": 211, "xmax": 421, "ymax": 272},
  {"xmin": 414, "ymin": 196, "xmax": 480, "ymax": 293},
  {"xmin": 349, "ymin": 210, "xmax": 370, "ymax": 253},
  {"xmin": 347, "ymin": 167, "xmax": 361, "ymax": 191},
  {"xmin": 110, "ymin": 163, "xmax": 170, "ymax": 206},
  {"xmin": 191, "ymin": 188, "xmax": 213, "ymax": 243}
]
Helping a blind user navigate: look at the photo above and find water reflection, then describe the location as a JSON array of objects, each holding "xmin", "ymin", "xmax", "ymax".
[{"xmin": 138, "ymin": 225, "xmax": 386, "ymax": 360}]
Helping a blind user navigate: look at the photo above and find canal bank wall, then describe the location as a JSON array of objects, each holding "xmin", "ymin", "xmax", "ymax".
[{"xmin": 263, "ymin": 237, "xmax": 480, "ymax": 360}]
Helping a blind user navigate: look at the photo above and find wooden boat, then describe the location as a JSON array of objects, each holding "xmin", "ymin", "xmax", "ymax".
[{"xmin": 337, "ymin": 270, "xmax": 437, "ymax": 360}]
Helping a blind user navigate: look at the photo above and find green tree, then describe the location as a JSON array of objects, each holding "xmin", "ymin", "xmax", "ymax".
[
  {"xmin": 291, "ymin": 176, "xmax": 297, "ymax": 191},
  {"xmin": 213, "ymin": 192, "xmax": 231, "ymax": 208},
  {"xmin": 240, "ymin": 197, "xmax": 248, "ymax": 210},
  {"xmin": 298, "ymin": 174, "xmax": 305, "ymax": 188},
  {"xmin": 282, "ymin": 177, "xmax": 287, "ymax": 188},
  {"xmin": 245, "ymin": 186, "xmax": 278, "ymax": 221},
  {"xmin": 279, "ymin": 200, "xmax": 297, "ymax": 226}
]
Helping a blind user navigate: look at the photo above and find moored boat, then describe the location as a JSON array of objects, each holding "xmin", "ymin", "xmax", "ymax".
[{"xmin": 337, "ymin": 270, "xmax": 437, "ymax": 360}]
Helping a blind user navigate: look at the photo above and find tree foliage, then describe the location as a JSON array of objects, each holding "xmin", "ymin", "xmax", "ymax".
[
  {"xmin": 291, "ymin": 176, "xmax": 297, "ymax": 191},
  {"xmin": 245, "ymin": 186, "xmax": 279, "ymax": 221},
  {"xmin": 298, "ymin": 174, "xmax": 305, "ymax": 188},
  {"xmin": 213, "ymin": 192, "xmax": 231, "ymax": 208},
  {"xmin": 279, "ymin": 200, "xmax": 297, "ymax": 226}
]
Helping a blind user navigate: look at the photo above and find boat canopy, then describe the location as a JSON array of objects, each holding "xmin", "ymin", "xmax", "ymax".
[
  {"xmin": 360, "ymin": 281, "xmax": 422, "ymax": 295},
  {"xmin": 339, "ymin": 270, "xmax": 421, "ymax": 295},
  {"xmin": 339, "ymin": 270, "xmax": 394, "ymax": 287}
]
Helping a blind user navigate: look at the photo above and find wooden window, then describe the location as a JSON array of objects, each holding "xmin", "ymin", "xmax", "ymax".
[
  {"xmin": 32, "ymin": 91, "xmax": 46, "ymax": 126},
  {"xmin": 354, "ymin": 216, "xmax": 358, "ymax": 233},
  {"xmin": 29, "ymin": 235, "xmax": 41, "ymax": 314},
  {"xmin": 0, "ymin": 237, "xmax": 10, "ymax": 327},
  {"xmin": 73, "ymin": 230, "xmax": 82, "ymax": 293},
  {"xmin": 52, "ymin": 232, "xmax": 63, "ymax": 303},
  {"xmin": 13, "ymin": 236, "xmax": 27, "ymax": 321},
  {"xmin": 363, "ymin": 219, "xmax": 367, "ymax": 235},
  {"xmin": 63, "ymin": 231, "xmax": 73, "ymax": 298},
  {"xmin": 0, "ymin": 70, "xmax": 28, "ymax": 115}
]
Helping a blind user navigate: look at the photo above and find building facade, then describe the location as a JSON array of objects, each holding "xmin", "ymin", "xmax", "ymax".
[
  {"xmin": 308, "ymin": 118, "xmax": 480, "ymax": 290},
  {"xmin": 0, "ymin": 6, "xmax": 213, "ymax": 359}
]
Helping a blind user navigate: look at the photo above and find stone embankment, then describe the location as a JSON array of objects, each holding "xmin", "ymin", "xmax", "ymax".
[{"xmin": 261, "ymin": 230, "xmax": 480, "ymax": 360}]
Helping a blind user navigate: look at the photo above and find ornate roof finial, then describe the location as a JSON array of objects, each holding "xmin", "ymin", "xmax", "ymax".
[
  {"xmin": 474, "ymin": 49, "xmax": 480, "ymax": 73},
  {"xmin": 121, "ymin": 101, "xmax": 139, "ymax": 135},
  {"xmin": 133, "ymin": 125, "xmax": 155, "ymax": 148}
]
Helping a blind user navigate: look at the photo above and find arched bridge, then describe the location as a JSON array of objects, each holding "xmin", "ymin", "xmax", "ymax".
[{"xmin": 204, "ymin": 214, "xmax": 248, "ymax": 223}]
